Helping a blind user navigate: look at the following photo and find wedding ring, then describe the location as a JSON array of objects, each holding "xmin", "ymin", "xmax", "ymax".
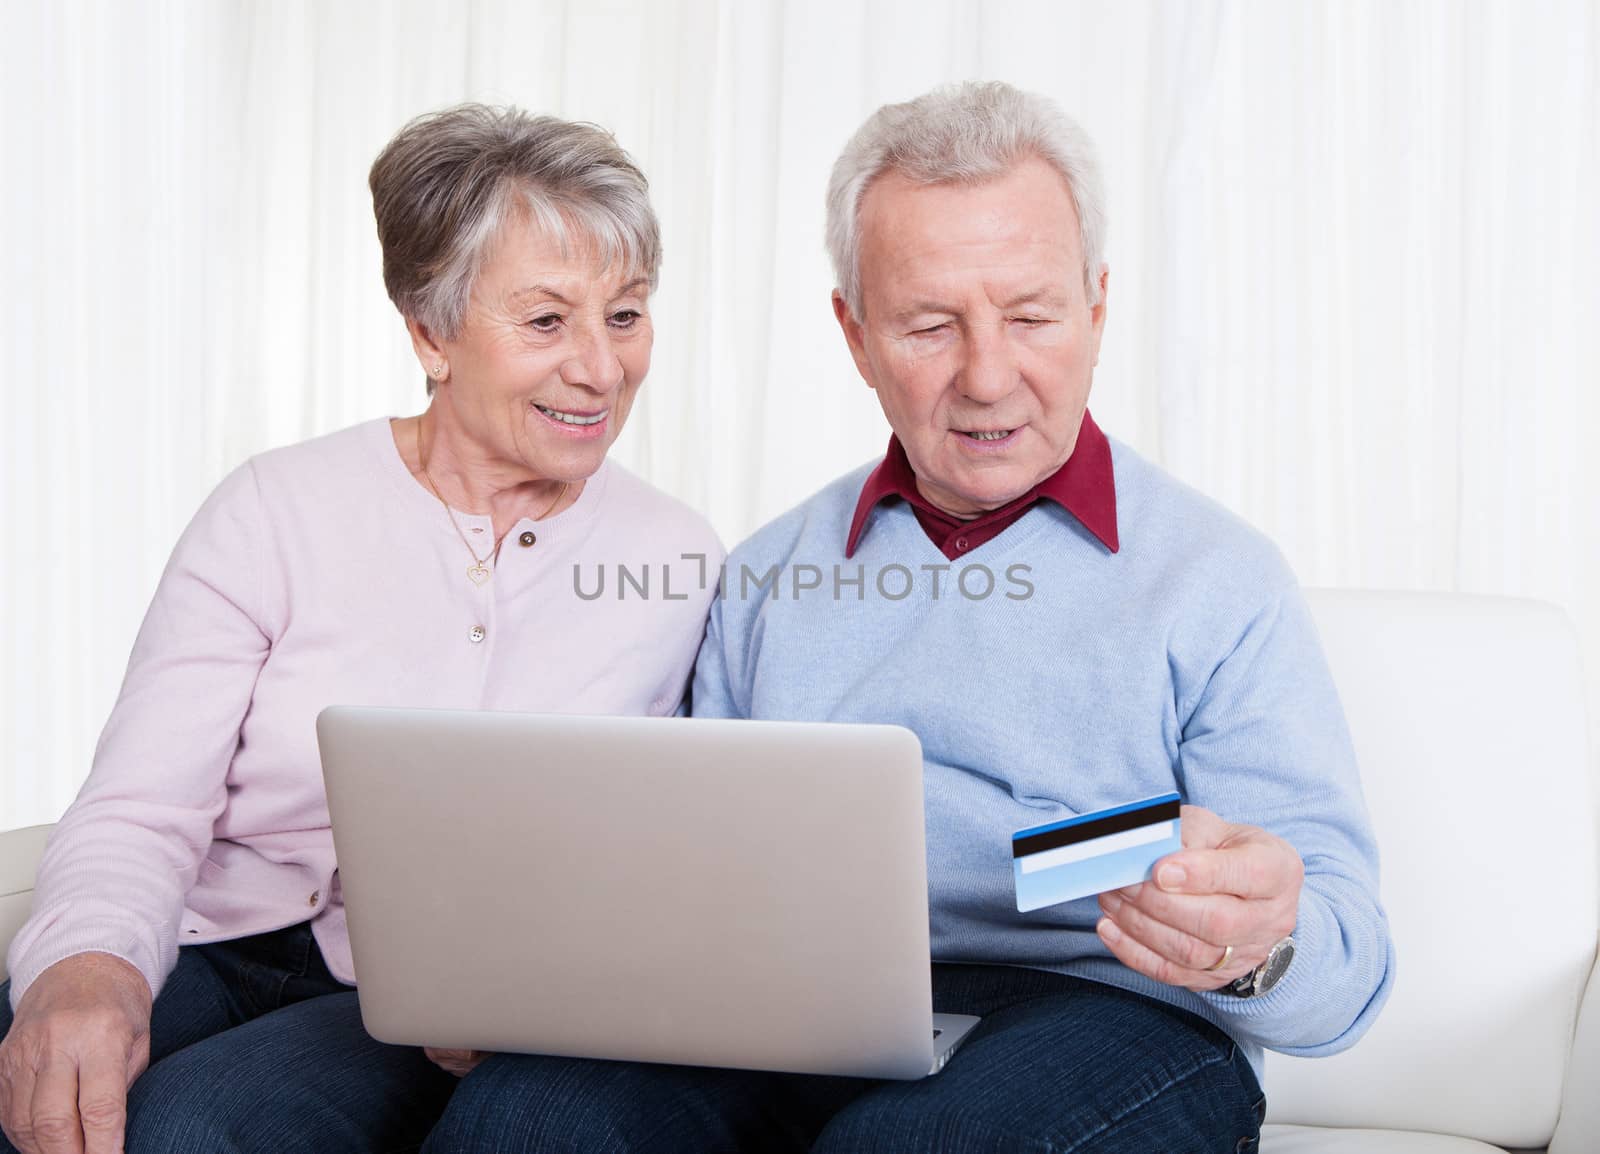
[{"xmin": 1204, "ymin": 944, "xmax": 1234, "ymax": 972}]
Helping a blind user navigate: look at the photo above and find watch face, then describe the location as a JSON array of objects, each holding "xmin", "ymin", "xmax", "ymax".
[{"xmin": 1256, "ymin": 938, "xmax": 1296, "ymax": 994}]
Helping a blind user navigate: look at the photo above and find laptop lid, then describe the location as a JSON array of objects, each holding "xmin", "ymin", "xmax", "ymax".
[{"xmin": 318, "ymin": 708, "xmax": 941, "ymax": 1080}]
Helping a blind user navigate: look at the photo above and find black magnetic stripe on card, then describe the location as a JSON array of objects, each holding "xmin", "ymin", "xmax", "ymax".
[{"xmin": 1012, "ymin": 799, "xmax": 1181, "ymax": 858}]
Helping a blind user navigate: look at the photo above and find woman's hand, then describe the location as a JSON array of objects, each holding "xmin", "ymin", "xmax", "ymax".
[
  {"xmin": 423, "ymin": 1047, "xmax": 489, "ymax": 1078},
  {"xmin": 0, "ymin": 952, "xmax": 152, "ymax": 1154}
]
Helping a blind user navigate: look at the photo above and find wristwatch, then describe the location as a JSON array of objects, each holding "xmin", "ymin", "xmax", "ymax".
[{"xmin": 1224, "ymin": 936, "xmax": 1295, "ymax": 998}]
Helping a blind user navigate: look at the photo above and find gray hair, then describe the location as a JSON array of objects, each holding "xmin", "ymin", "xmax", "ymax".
[
  {"xmin": 825, "ymin": 81, "xmax": 1107, "ymax": 319},
  {"xmin": 369, "ymin": 104, "xmax": 661, "ymax": 349}
]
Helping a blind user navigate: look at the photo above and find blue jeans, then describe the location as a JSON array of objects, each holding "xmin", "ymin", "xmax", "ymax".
[
  {"xmin": 0, "ymin": 923, "xmax": 456, "ymax": 1153},
  {"xmin": 5, "ymin": 945, "xmax": 1263, "ymax": 1152},
  {"xmin": 423, "ymin": 963, "xmax": 1266, "ymax": 1153}
]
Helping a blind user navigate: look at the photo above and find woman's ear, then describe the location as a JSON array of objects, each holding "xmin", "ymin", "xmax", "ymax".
[{"xmin": 406, "ymin": 317, "xmax": 450, "ymax": 383}]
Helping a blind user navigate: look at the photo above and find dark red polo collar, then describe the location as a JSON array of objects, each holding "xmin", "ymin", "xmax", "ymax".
[{"xmin": 845, "ymin": 410, "xmax": 1119, "ymax": 560}]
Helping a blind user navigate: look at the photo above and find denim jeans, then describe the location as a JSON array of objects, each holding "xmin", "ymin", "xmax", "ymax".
[
  {"xmin": 5, "ymin": 943, "xmax": 1263, "ymax": 1153},
  {"xmin": 423, "ymin": 963, "xmax": 1266, "ymax": 1154},
  {"xmin": 0, "ymin": 922, "xmax": 456, "ymax": 1153}
]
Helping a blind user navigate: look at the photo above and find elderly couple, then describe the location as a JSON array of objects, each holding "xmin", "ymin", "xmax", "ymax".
[{"xmin": 0, "ymin": 82, "xmax": 1392, "ymax": 1153}]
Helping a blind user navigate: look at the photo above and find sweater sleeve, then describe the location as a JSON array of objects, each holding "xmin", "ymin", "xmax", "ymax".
[
  {"xmin": 1175, "ymin": 583, "xmax": 1395, "ymax": 1055},
  {"xmin": 6, "ymin": 462, "xmax": 273, "ymax": 1009},
  {"xmin": 687, "ymin": 592, "xmax": 748, "ymax": 720}
]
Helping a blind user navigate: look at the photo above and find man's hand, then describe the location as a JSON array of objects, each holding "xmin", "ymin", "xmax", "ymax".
[
  {"xmin": 423, "ymin": 1048, "xmax": 489, "ymax": 1078},
  {"xmin": 1096, "ymin": 804, "xmax": 1302, "ymax": 992},
  {"xmin": 0, "ymin": 952, "xmax": 152, "ymax": 1154}
]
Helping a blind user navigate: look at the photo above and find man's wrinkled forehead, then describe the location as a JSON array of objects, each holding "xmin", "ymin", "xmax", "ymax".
[{"xmin": 853, "ymin": 158, "xmax": 1085, "ymax": 306}]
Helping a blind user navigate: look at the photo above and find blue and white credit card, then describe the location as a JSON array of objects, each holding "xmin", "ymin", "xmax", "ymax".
[{"xmin": 1012, "ymin": 793, "xmax": 1183, "ymax": 912}]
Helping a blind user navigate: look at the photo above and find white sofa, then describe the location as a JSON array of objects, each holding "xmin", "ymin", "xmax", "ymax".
[{"xmin": 2, "ymin": 591, "xmax": 1595, "ymax": 1153}]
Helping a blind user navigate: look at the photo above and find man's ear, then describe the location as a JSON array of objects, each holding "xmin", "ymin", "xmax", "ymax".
[
  {"xmin": 832, "ymin": 291, "xmax": 876, "ymax": 389},
  {"xmin": 1088, "ymin": 264, "xmax": 1109, "ymax": 367}
]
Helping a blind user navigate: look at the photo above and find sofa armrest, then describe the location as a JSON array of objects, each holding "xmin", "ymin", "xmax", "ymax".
[
  {"xmin": 0, "ymin": 824, "xmax": 54, "ymax": 984},
  {"xmin": 1551, "ymin": 949, "xmax": 1600, "ymax": 1154}
]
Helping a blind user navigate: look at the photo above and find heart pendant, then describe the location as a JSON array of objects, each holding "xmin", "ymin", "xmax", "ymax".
[{"xmin": 467, "ymin": 564, "xmax": 491, "ymax": 586}]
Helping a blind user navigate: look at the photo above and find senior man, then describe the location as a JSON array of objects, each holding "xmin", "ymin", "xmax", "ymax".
[
  {"xmin": 421, "ymin": 81, "xmax": 1392, "ymax": 1154},
  {"xmin": 689, "ymin": 81, "xmax": 1394, "ymax": 1152}
]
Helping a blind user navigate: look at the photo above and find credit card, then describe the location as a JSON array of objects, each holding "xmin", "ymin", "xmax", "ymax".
[{"xmin": 1012, "ymin": 793, "xmax": 1182, "ymax": 912}]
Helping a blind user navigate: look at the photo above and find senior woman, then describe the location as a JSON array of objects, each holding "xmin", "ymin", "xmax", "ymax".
[{"xmin": 0, "ymin": 105, "xmax": 719, "ymax": 1153}]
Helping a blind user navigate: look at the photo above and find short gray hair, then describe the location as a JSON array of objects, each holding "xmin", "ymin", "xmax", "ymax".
[
  {"xmin": 370, "ymin": 104, "xmax": 661, "ymax": 345},
  {"xmin": 825, "ymin": 81, "xmax": 1107, "ymax": 319}
]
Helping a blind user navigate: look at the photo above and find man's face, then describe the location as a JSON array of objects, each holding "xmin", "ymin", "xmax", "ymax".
[{"xmin": 835, "ymin": 156, "xmax": 1108, "ymax": 518}]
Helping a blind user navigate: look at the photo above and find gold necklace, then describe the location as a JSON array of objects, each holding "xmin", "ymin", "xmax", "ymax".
[{"xmin": 417, "ymin": 418, "xmax": 568, "ymax": 587}]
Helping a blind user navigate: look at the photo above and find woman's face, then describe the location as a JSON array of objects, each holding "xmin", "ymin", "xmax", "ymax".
[{"xmin": 424, "ymin": 211, "xmax": 653, "ymax": 484}]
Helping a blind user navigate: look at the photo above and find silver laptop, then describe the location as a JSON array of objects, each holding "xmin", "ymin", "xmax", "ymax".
[{"xmin": 317, "ymin": 707, "xmax": 981, "ymax": 1080}]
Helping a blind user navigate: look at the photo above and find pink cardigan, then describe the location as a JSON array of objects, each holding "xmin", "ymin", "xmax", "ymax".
[{"xmin": 7, "ymin": 419, "xmax": 723, "ymax": 1007}]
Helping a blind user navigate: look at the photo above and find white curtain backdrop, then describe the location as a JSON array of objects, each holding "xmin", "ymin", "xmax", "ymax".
[{"xmin": 3, "ymin": 0, "xmax": 1597, "ymax": 830}]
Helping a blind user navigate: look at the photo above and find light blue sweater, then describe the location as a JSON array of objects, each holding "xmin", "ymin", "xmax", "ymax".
[{"xmin": 691, "ymin": 438, "xmax": 1395, "ymax": 1077}]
